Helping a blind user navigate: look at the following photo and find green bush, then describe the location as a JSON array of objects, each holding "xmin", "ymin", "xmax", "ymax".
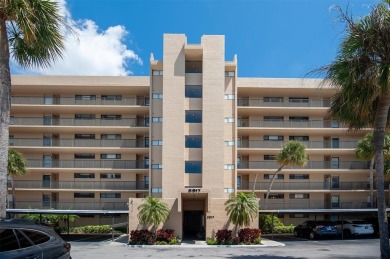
[
  {"xmin": 206, "ymin": 237, "xmax": 218, "ymax": 245},
  {"xmin": 72, "ymin": 225, "xmax": 112, "ymax": 234},
  {"xmin": 273, "ymin": 225, "xmax": 294, "ymax": 234},
  {"xmin": 259, "ymin": 214, "xmax": 286, "ymax": 234}
]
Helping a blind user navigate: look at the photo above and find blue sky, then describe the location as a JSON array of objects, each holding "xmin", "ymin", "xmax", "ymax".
[{"xmin": 13, "ymin": 0, "xmax": 380, "ymax": 78}]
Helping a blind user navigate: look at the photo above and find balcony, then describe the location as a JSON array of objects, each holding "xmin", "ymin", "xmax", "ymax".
[
  {"xmin": 13, "ymin": 201, "xmax": 128, "ymax": 210},
  {"xmin": 238, "ymin": 160, "xmax": 370, "ymax": 170},
  {"xmin": 10, "ymin": 117, "xmax": 148, "ymax": 127},
  {"xmin": 10, "ymin": 138, "xmax": 149, "ymax": 148},
  {"xmin": 238, "ymin": 119, "xmax": 345, "ymax": 128},
  {"xmin": 27, "ymin": 159, "xmax": 148, "ymax": 169},
  {"xmin": 11, "ymin": 96, "xmax": 150, "ymax": 106},
  {"xmin": 8, "ymin": 180, "xmax": 148, "ymax": 190},
  {"xmin": 238, "ymin": 181, "xmax": 371, "ymax": 191},
  {"xmin": 238, "ymin": 140, "xmax": 357, "ymax": 149},
  {"xmin": 238, "ymin": 98, "xmax": 331, "ymax": 107},
  {"xmin": 260, "ymin": 201, "xmax": 372, "ymax": 210}
]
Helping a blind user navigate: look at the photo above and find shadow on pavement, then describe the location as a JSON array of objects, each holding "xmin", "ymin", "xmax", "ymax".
[{"xmin": 61, "ymin": 234, "xmax": 123, "ymax": 242}]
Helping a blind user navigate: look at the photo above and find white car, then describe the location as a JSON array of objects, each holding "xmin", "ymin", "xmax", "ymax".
[{"xmin": 335, "ymin": 220, "xmax": 374, "ymax": 237}]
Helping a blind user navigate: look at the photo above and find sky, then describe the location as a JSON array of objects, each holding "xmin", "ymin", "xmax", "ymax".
[{"xmin": 11, "ymin": 0, "xmax": 381, "ymax": 78}]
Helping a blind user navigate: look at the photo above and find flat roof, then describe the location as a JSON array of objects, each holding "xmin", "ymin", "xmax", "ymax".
[
  {"xmin": 6, "ymin": 209, "xmax": 129, "ymax": 215},
  {"xmin": 260, "ymin": 209, "xmax": 390, "ymax": 214}
]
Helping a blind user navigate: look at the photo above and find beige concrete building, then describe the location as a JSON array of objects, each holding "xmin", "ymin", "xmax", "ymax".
[{"xmin": 9, "ymin": 34, "xmax": 386, "ymax": 239}]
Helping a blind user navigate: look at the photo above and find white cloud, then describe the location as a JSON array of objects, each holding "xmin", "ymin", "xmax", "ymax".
[{"xmin": 12, "ymin": 0, "xmax": 142, "ymax": 76}]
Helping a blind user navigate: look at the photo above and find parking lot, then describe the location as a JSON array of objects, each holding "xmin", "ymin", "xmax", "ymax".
[{"xmin": 64, "ymin": 234, "xmax": 381, "ymax": 259}]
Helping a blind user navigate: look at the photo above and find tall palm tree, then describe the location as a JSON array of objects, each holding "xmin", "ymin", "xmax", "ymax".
[
  {"xmin": 264, "ymin": 141, "xmax": 308, "ymax": 207},
  {"xmin": 137, "ymin": 196, "xmax": 170, "ymax": 232},
  {"xmin": 0, "ymin": 0, "xmax": 66, "ymax": 218},
  {"xmin": 7, "ymin": 149, "xmax": 27, "ymax": 209},
  {"xmin": 224, "ymin": 192, "xmax": 258, "ymax": 231},
  {"xmin": 318, "ymin": 1, "xmax": 390, "ymax": 257},
  {"xmin": 355, "ymin": 132, "xmax": 390, "ymax": 208}
]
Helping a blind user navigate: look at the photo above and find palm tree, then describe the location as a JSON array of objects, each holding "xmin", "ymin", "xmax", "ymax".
[
  {"xmin": 7, "ymin": 149, "xmax": 27, "ymax": 209},
  {"xmin": 0, "ymin": 0, "xmax": 67, "ymax": 218},
  {"xmin": 137, "ymin": 196, "xmax": 170, "ymax": 232},
  {"xmin": 224, "ymin": 192, "xmax": 258, "ymax": 232},
  {"xmin": 355, "ymin": 132, "xmax": 390, "ymax": 208},
  {"xmin": 317, "ymin": 2, "xmax": 390, "ymax": 257},
  {"xmin": 264, "ymin": 141, "xmax": 308, "ymax": 208}
]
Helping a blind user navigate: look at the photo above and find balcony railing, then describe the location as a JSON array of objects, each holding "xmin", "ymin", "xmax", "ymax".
[
  {"xmin": 238, "ymin": 160, "xmax": 370, "ymax": 170},
  {"xmin": 237, "ymin": 98, "xmax": 331, "ymax": 108},
  {"xmin": 238, "ymin": 181, "xmax": 372, "ymax": 191},
  {"xmin": 14, "ymin": 201, "xmax": 128, "ymax": 210},
  {"xmin": 27, "ymin": 159, "xmax": 148, "ymax": 169},
  {"xmin": 237, "ymin": 119, "xmax": 345, "ymax": 128},
  {"xmin": 8, "ymin": 180, "xmax": 148, "ymax": 190},
  {"xmin": 10, "ymin": 138, "xmax": 149, "ymax": 148},
  {"xmin": 11, "ymin": 96, "xmax": 150, "ymax": 106},
  {"xmin": 260, "ymin": 202, "xmax": 372, "ymax": 210},
  {"xmin": 10, "ymin": 117, "xmax": 148, "ymax": 127},
  {"xmin": 238, "ymin": 140, "xmax": 358, "ymax": 149}
]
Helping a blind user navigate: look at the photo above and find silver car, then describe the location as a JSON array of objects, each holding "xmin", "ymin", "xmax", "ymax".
[
  {"xmin": 335, "ymin": 220, "xmax": 374, "ymax": 237},
  {"xmin": 0, "ymin": 219, "xmax": 71, "ymax": 259}
]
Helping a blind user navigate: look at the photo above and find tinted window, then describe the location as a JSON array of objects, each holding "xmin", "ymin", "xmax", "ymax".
[
  {"xmin": 185, "ymin": 135, "xmax": 202, "ymax": 148},
  {"xmin": 185, "ymin": 110, "xmax": 202, "ymax": 123},
  {"xmin": 15, "ymin": 230, "xmax": 34, "ymax": 248},
  {"xmin": 185, "ymin": 161, "xmax": 202, "ymax": 173},
  {"xmin": 22, "ymin": 230, "xmax": 50, "ymax": 245},
  {"xmin": 0, "ymin": 228, "xmax": 19, "ymax": 252},
  {"xmin": 185, "ymin": 85, "xmax": 202, "ymax": 98}
]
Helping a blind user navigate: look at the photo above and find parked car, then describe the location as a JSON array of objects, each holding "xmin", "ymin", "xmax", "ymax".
[
  {"xmin": 334, "ymin": 220, "xmax": 374, "ymax": 237},
  {"xmin": 363, "ymin": 217, "xmax": 390, "ymax": 236},
  {"xmin": 294, "ymin": 220, "xmax": 338, "ymax": 240},
  {"xmin": 0, "ymin": 218, "xmax": 71, "ymax": 259}
]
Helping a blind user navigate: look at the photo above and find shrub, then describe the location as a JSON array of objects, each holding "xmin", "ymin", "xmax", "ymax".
[
  {"xmin": 206, "ymin": 237, "xmax": 217, "ymax": 245},
  {"xmin": 72, "ymin": 225, "xmax": 112, "ymax": 234},
  {"xmin": 259, "ymin": 214, "xmax": 284, "ymax": 234},
  {"xmin": 238, "ymin": 228, "xmax": 261, "ymax": 244},
  {"xmin": 169, "ymin": 236, "xmax": 180, "ymax": 245},
  {"xmin": 273, "ymin": 225, "xmax": 295, "ymax": 234},
  {"xmin": 156, "ymin": 229, "xmax": 175, "ymax": 242},
  {"xmin": 129, "ymin": 229, "xmax": 156, "ymax": 245},
  {"xmin": 215, "ymin": 229, "xmax": 232, "ymax": 244}
]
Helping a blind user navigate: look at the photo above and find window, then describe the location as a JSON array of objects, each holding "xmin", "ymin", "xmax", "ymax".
[
  {"xmin": 74, "ymin": 193, "xmax": 95, "ymax": 198},
  {"xmin": 152, "ymin": 70, "xmax": 163, "ymax": 76},
  {"xmin": 44, "ymin": 96, "xmax": 53, "ymax": 105},
  {"xmin": 224, "ymin": 141, "xmax": 235, "ymax": 146},
  {"xmin": 331, "ymin": 138, "xmax": 339, "ymax": 148},
  {"xmin": 331, "ymin": 157, "xmax": 339, "ymax": 169},
  {"xmin": 237, "ymin": 176, "xmax": 241, "ymax": 189},
  {"xmin": 288, "ymin": 98, "xmax": 309, "ymax": 103},
  {"xmin": 265, "ymin": 194, "xmax": 284, "ymax": 199},
  {"xmin": 185, "ymin": 110, "xmax": 202, "ymax": 123},
  {"xmin": 43, "ymin": 116, "xmax": 52, "ymax": 125},
  {"xmin": 185, "ymin": 161, "xmax": 202, "ymax": 174},
  {"xmin": 264, "ymin": 135, "xmax": 284, "ymax": 141},
  {"xmin": 224, "ymin": 117, "xmax": 235, "ymax": 123},
  {"xmin": 0, "ymin": 229, "xmax": 21, "ymax": 252},
  {"xmin": 75, "ymin": 153, "xmax": 95, "ymax": 159},
  {"xmin": 264, "ymin": 174, "xmax": 284, "ymax": 180},
  {"xmin": 224, "ymin": 188, "xmax": 234, "ymax": 193},
  {"xmin": 144, "ymin": 176, "xmax": 149, "ymax": 189},
  {"xmin": 101, "ymin": 154, "xmax": 121, "ymax": 159},
  {"xmin": 289, "ymin": 194, "xmax": 310, "ymax": 199},
  {"xmin": 152, "ymin": 140, "xmax": 163, "ymax": 146},
  {"xmin": 225, "ymin": 71, "xmax": 235, "ymax": 77},
  {"xmin": 185, "ymin": 135, "xmax": 202, "ymax": 148},
  {"xmin": 152, "ymin": 93, "xmax": 163, "ymax": 99},
  {"xmin": 101, "ymin": 134, "xmax": 121, "ymax": 140},
  {"xmin": 289, "ymin": 116, "xmax": 309, "ymax": 121},
  {"xmin": 75, "ymin": 134, "xmax": 95, "ymax": 139},
  {"xmin": 331, "ymin": 195, "xmax": 340, "ymax": 208},
  {"xmin": 43, "ymin": 155, "xmax": 52, "ymax": 167},
  {"xmin": 15, "ymin": 230, "xmax": 33, "ymax": 248},
  {"xmin": 264, "ymin": 155, "xmax": 277, "ymax": 160},
  {"xmin": 101, "ymin": 173, "xmax": 121, "ymax": 179},
  {"xmin": 100, "ymin": 193, "xmax": 121, "ymax": 198},
  {"xmin": 101, "ymin": 115, "xmax": 122, "ymax": 120},
  {"xmin": 185, "ymin": 85, "xmax": 202, "ymax": 98},
  {"xmin": 9, "ymin": 135, "xmax": 14, "ymax": 146},
  {"xmin": 289, "ymin": 136, "xmax": 309, "ymax": 141},
  {"xmin": 331, "ymin": 120, "xmax": 339, "ymax": 128},
  {"xmin": 264, "ymin": 116, "xmax": 283, "ymax": 121},
  {"xmin": 74, "ymin": 173, "xmax": 95, "ymax": 179},
  {"xmin": 152, "ymin": 117, "xmax": 163, "ymax": 123},
  {"xmin": 224, "ymin": 164, "xmax": 235, "ymax": 170},
  {"xmin": 264, "ymin": 97, "xmax": 283, "ymax": 103},
  {"xmin": 152, "ymin": 164, "xmax": 163, "ymax": 169},
  {"xmin": 151, "ymin": 187, "xmax": 162, "ymax": 193},
  {"xmin": 290, "ymin": 214, "xmax": 309, "ymax": 218},
  {"xmin": 289, "ymin": 174, "xmax": 309, "ymax": 180},
  {"xmin": 75, "ymin": 95, "xmax": 96, "ymax": 100},
  {"xmin": 101, "ymin": 95, "xmax": 122, "ymax": 101},
  {"xmin": 224, "ymin": 94, "xmax": 235, "ymax": 100},
  {"xmin": 75, "ymin": 114, "xmax": 95, "ymax": 120},
  {"xmin": 9, "ymin": 116, "xmax": 14, "ymax": 125},
  {"xmin": 22, "ymin": 230, "xmax": 50, "ymax": 245}
]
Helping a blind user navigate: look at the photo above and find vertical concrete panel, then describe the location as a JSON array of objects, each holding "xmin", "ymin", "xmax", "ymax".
[
  {"xmin": 202, "ymin": 35, "xmax": 226, "ymax": 198},
  {"xmin": 162, "ymin": 34, "xmax": 186, "ymax": 198}
]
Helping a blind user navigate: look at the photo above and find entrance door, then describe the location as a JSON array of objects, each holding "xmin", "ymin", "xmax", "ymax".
[{"xmin": 183, "ymin": 211, "xmax": 204, "ymax": 239}]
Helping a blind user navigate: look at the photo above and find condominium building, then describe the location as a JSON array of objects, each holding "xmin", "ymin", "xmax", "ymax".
[{"xmin": 9, "ymin": 34, "xmax": 381, "ymax": 239}]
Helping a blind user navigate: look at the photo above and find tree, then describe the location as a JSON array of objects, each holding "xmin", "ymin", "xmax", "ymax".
[
  {"xmin": 355, "ymin": 132, "xmax": 390, "ymax": 208},
  {"xmin": 7, "ymin": 149, "xmax": 27, "ymax": 209},
  {"xmin": 264, "ymin": 141, "xmax": 308, "ymax": 208},
  {"xmin": 224, "ymin": 192, "xmax": 258, "ymax": 231},
  {"xmin": 317, "ymin": 2, "xmax": 390, "ymax": 257},
  {"xmin": 137, "ymin": 196, "xmax": 170, "ymax": 232},
  {"xmin": 0, "ymin": 0, "xmax": 67, "ymax": 218}
]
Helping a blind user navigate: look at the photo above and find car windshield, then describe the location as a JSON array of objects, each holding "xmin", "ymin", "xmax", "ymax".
[
  {"xmin": 350, "ymin": 220, "xmax": 368, "ymax": 224},
  {"xmin": 317, "ymin": 221, "xmax": 334, "ymax": 226}
]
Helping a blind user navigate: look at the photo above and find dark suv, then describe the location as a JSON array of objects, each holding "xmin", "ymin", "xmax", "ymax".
[
  {"xmin": 294, "ymin": 220, "xmax": 338, "ymax": 240},
  {"xmin": 0, "ymin": 218, "xmax": 71, "ymax": 259}
]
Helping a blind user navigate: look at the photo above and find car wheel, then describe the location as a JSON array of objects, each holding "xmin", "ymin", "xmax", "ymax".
[
  {"xmin": 343, "ymin": 229, "xmax": 351, "ymax": 238},
  {"xmin": 294, "ymin": 230, "xmax": 299, "ymax": 237},
  {"xmin": 309, "ymin": 232, "xmax": 316, "ymax": 240}
]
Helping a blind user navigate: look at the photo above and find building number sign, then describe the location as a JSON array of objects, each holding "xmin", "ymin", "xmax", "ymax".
[{"xmin": 187, "ymin": 188, "xmax": 201, "ymax": 193}]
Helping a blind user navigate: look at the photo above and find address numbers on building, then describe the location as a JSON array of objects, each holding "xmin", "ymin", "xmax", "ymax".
[{"xmin": 187, "ymin": 188, "xmax": 201, "ymax": 193}]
